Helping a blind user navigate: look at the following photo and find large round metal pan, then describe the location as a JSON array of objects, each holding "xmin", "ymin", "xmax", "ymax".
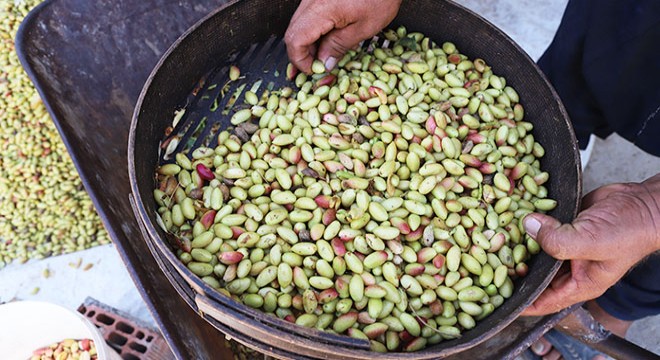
[{"xmin": 128, "ymin": 0, "xmax": 581, "ymax": 358}]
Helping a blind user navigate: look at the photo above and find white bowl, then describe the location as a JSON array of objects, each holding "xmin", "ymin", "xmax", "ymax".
[{"xmin": 0, "ymin": 301, "xmax": 122, "ymax": 360}]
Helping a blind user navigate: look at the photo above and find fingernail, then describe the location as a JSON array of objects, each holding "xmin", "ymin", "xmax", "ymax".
[
  {"xmin": 531, "ymin": 341, "xmax": 546, "ymax": 354},
  {"xmin": 523, "ymin": 215, "xmax": 541, "ymax": 238},
  {"xmin": 324, "ymin": 56, "xmax": 337, "ymax": 70}
]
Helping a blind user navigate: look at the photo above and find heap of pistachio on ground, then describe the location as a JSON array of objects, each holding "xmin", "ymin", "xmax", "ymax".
[{"xmin": 0, "ymin": 0, "xmax": 110, "ymax": 268}]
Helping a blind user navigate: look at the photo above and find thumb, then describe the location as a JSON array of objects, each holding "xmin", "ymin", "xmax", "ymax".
[
  {"xmin": 523, "ymin": 213, "xmax": 596, "ymax": 260},
  {"xmin": 316, "ymin": 25, "xmax": 367, "ymax": 70}
]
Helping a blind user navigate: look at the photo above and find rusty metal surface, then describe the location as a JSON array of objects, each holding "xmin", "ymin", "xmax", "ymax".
[
  {"xmin": 15, "ymin": 0, "xmax": 232, "ymax": 358},
  {"xmin": 17, "ymin": 0, "xmax": 576, "ymax": 358}
]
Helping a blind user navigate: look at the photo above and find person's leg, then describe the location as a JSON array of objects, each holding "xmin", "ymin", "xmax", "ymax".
[
  {"xmin": 594, "ymin": 253, "xmax": 660, "ymax": 332},
  {"xmin": 538, "ymin": 0, "xmax": 660, "ymax": 156},
  {"xmin": 584, "ymin": 301, "xmax": 631, "ymax": 338},
  {"xmin": 531, "ymin": 0, "xmax": 660, "ymax": 357},
  {"xmin": 530, "ymin": 255, "xmax": 660, "ymax": 359}
]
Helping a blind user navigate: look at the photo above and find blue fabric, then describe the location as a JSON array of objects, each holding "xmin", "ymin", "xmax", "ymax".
[
  {"xmin": 596, "ymin": 254, "xmax": 660, "ymax": 321},
  {"xmin": 538, "ymin": 0, "xmax": 660, "ymax": 321},
  {"xmin": 538, "ymin": 0, "xmax": 660, "ymax": 153}
]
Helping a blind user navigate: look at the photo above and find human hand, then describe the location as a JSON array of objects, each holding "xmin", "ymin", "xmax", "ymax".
[
  {"xmin": 522, "ymin": 174, "xmax": 660, "ymax": 316},
  {"xmin": 284, "ymin": 0, "xmax": 402, "ymax": 74}
]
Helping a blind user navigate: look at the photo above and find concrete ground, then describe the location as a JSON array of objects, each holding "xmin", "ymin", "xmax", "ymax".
[{"xmin": 1, "ymin": 0, "xmax": 658, "ymax": 357}]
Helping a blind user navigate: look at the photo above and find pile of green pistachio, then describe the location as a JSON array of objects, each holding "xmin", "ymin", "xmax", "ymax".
[
  {"xmin": 0, "ymin": 0, "xmax": 110, "ymax": 267},
  {"xmin": 155, "ymin": 26, "xmax": 556, "ymax": 352}
]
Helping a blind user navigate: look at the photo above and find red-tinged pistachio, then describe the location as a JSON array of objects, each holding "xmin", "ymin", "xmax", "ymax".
[
  {"xmin": 495, "ymin": 126, "xmax": 508, "ymax": 146},
  {"xmin": 429, "ymin": 300, "xmax": 444, "ymax": 316},
  {"xmin": 372, "ymin": 141, "xmax": 386, "ymax": 159},
  {"xmin": 338, "ymin": 228, "xmax": 360, "ymax": 241},
  {"xmin": 357, "ymin": 86, "xmax": 370, "ymax": 101},
  {"xmin": 353, "ymin": 159, "xmax": 367, "ymax": 177},
  {"xmin": 404, "ymin": 263, "xmax": 425, "ymax": 276},
  {"xmin": 338, "ymin": 153, "xmax": 354, "ymax": 170},
  {"xmin": 466, "ymin": 132, "xmax": 487, "ymax": 144},
  {"xmin": 364, "ymin": 322, "xmax": 389, "ymax": 339},
  {"xmin": 364, "ymin": 251, "xmax": 388, "ymax": 269},
  {"xmin": 200, "ymin": 210, "xmax": 216, "ymax": 229},
  {"xmin": 433, "ymin": 254, "xmax": 446, "ymax": 269},
  {"xmin": 515, "ymin": 262, "xmax": 529, "ymax": 277},
  {"xmin": 493, "ymin": 172, "xmax": 511, "ymax": 192},
  {"xmin": 317, "ymin": 74, "xmax": 337, "ymax": 87},
  {"xmin": 420, "ymin": 136, "xmax": 433, "ymax": 152},
  {"xmin": 514, "ymin": 103, "xmax": 525, "ymax": 121},
  {"xmin": 431, "ymin": 135, "xmax": 442, "ymax": 153},
  {"xmin": 323, "ymin": 160, "xmax": 345, "ymax": 173},
  {"xmin": 335, "ymin": 276, "xmax": 350, "ymax": 298},
  {"xmin": 383, "ymin": 240, "xmax": 402, "ymax": 256},
  {"xmin": 458, "ymin": 175, "xmax": 479, "ymax": 189},
  {"xmin": 434, "ymin": 240, "xmax": 454, "ymax": 254},
  {"xmin": 417, "ymin": 247, "xmax": 437, "ymax": 264},
  {"xmin": 222, "ymin": 264, "xmax": 237, "ymax": 282},
  {"xmin": 364, "ymin": 284, "xmax": 387, "ymax": 298},
  {"xmin": 343, "ymin": 177, "xmax": 371, "ymax": 190},
  {"xmin": 448, "ymin": 53, "xmax": 461, "ymax": 64},
  {"xmin": 398, "ymin": 329, "xmax": 415, "ymax": 343},
  {"xmin": 439, "ymin": 177, "xmax": 455, "ymax": 191},
  {"xmin": 331, "ymin": 238, "xmax": 347, "ymax": 256},
  {"xmin": 534, "ymin": 171, "xmax": 550, "ymax": 185},
  {"xmin": 288, "ymin": 146, "xmax": 302, "ymax": 163},
  {"xmin": 369, "ymin": 86, "xmax": 388, "ymax": 104},
  {"xmin": 462, "ymin": 138, "xmax": 475, "ymax": 153},
  {"xmin": 309, "ymin": 223, "xmax": 324, "ymax": 241},
  {"xmin": 344, "ymin": 92, "xmax": 359, "ymax": 104},
  {"xmin": 328, "ymin": 135, "xmax": 351, "ymax": 150},
  {"xmin": 323, "ymin": 113, "xmax": 339, "ymax": 125},
  {"xmin": 231, "ymin": 226, "xmax": 245, "ymax": 239},
  {"xmin": 390, "ymin": 218, "xmax": 412, "ymax": 235},
  {"xmin": 358, "ymin": 311, "xmax": 377, "ymax": 325},
  {"xmin": 459, "ymin": 153, "xmax": 482, "ymax": 168},
  {"xmin": 218, "ymin": 251, "xmax": 244, "ymax": 265},
  {"xmin": 237, "ymin": 232, "xmax": 260, "ymax": 247},
  {"xmin": 322, "ymin": 208, "xmax": 337, "ymax": 226},
  {"xmin": 315, "ymin": 195, "xmax": 338, "ymax": 209},
  {"xmin": 479, "ymin": 162, "xmax": 497, "ymax": 174},
  {"xmin": 196, "ymin": 163, "xmax": 215, "ymax": 181},
  {"xmin": 229, "ymin": 65, "xmax": 240, "ymax": 81},
  {"xmin": 404, "ymin": 226, "xmax": 423, "ymax": 242},
  {"xmin": 333, "ymin": 312, "xmax": 359, "ymax": 333},
  {"xmin": 318, "ymin": 288, "xmax": 339, "ymax": 303}
]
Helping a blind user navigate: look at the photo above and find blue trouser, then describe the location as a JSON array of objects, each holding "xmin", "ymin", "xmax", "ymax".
[{"xmin": 538, "ymin": 0, "xmax": 660, "ymax": 321}]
